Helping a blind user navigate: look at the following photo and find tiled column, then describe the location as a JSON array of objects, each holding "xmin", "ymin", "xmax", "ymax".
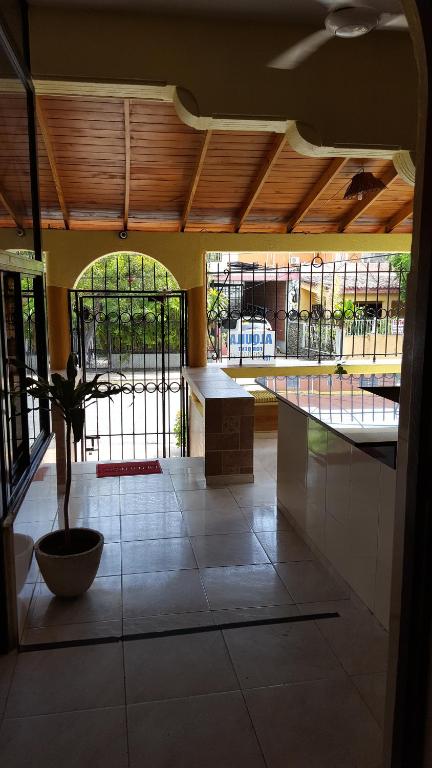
[{"xmin": 205, "ymin": 397, "xmax": 254, "ymax": 484}]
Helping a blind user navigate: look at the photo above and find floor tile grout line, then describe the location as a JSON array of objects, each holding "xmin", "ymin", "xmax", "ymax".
[
  {"xmin": 219, "ymin": 625, "xmax": 271, "ymax": 768},
  {"xmin": 18, "ymin": 613, "xmax": 340, "ymax": 652},
  {"xmin": 1, "ymin": 703, "xmax": 131, "ymax": 723},
  {"xmin": 120, "ymin": 640, "xmax": 132, "ymax": 767},
  {"xmin": 349, "ymin": 672, "xmax": 387, "ymax": 731},
  {"xmin": 0, "ymin": 653, "xmax": 20, "ymax": 729}
]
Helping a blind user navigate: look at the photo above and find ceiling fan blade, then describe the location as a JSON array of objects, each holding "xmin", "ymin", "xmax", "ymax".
[
  {"xmin": 268, "ymin": 29, "xmax": 332, "ymax": 70},
  {"xmin": 314, "ymin": 0, "xmax": 364, "ymax": 7},
  {"xmin": 378, "ymin": 13, "xmax": 409, "ymax": 30}
]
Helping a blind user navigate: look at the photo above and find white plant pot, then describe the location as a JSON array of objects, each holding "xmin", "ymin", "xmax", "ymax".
[{"xmin": 35, "ymin": 528, "xmax": 104, "ymax": 598}]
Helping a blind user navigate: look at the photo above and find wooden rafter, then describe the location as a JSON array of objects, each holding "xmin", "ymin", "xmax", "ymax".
[
  {"xmin": 338, "ymin": 166, "xmax": 398, "ymax": 232},
  {"xmin": 286, "ymin": 157, "xmax": 348, "ymax": 233},
  {"xmin": 36, "ymin": 97, "xmax": 69, "ymax": 229},
  {"xmin": 123, "ymin": 99, "xmax": 131, "ymax": 231},
  {"xmin": 237, "ymin": 133, "xmax": 288, "ymax": 232},
  {"xmin": 385, "ymin": 200, "xmax": 414, "ymax": 232},
  {"xmin": 181, "ymin": 130, "xmax": 212, "ymax": 231},
  {"xmin": 0, "ymin": 186, "xmax": 23, "ymax": 228}
]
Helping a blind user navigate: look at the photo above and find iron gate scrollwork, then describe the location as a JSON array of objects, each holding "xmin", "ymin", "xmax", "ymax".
[
  {"xmin": 69, "ymin": 288, "xmax": 188, "ymax": 461},
  {"xmin": 207, "ymin": 255, "xmax": 408, "ymax": 363}
]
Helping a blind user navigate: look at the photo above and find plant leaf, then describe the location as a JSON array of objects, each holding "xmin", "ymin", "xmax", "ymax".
[
  {"xmin": 66, "ymin": 353, "xmax": 78, "ymax": 383},
  {"xmin": 70, "ymin": 408, "xmax": 85, "ymax": 443}
]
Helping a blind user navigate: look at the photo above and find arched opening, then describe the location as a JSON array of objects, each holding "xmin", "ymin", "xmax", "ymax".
[
  {"xmin": 70, "ymin": 251, "xmax": 187, "ymax": 461},
  {"xmin": 74, "ymin": 251, "xmax": 180, "ymax": 292}
]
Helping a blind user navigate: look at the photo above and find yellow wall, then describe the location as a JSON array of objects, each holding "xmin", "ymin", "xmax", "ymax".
[
  {"xmin": 299, "ymin": 286, "xmax": 320, "ymax": 313},
  {"xmin": 0, "ymin": 230, "xmax": 412, "ymax": 290},
  {"xmin": 342, "ymin": 334, "xmax": 404, "ymax": 357}
]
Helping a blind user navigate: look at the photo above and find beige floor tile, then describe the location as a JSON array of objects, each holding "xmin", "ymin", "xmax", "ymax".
[
  {"xmin": 6, "ymin": 643, "xmax": 124, "ymax": 717},
  {"xmin": 0, "ymin": 653, "xmax": 16, "ymax": 714},
  {"xmin": 182, "ymin": 507, "xmax": 250, "ymax": 536},
  {"xmin": 123, "ymin": 611, "xmax": 213, "ymax": 636},
  {"xmin": 211, "ymin": 603, "xmax": 299, "ymax": 626},
  {"xmin": 25, "ymin": 481, "xmax": 59, "ymax": 501},
  {"xmin": 161, "ymin": 457, "xmax": 204, "ymax": 474},
  {"xmin": 177, "ymin": 488, "xmax": 240, "ymax": 513},
  {"xmin": 122, "ymin": 537, "xmax": 197, "ymax": 574},
  {"xmin": 119, "ymin": 491, "xmax": 179, "ymax": 514},
  {"xmin": 190, "ymin": 532, "xmax": 269, "ymax": 568},
  {"xmin": 256, "ymin": 529, "xmax": 315, "ymax": 562},
  {"xmin": 122, "ymin": 569, "xmax": 209, "ymax": 618},
  {"xmin": 224, "ymin": 620, "xmax": 343, "ymax": 689},
  {"xmin": 67, "ymin": 495, "xmax": 120, "ymax": 518},
  {"xmin": 69, "ymin": 477, "xmax": 119, "ymax": 497},
  {"xmin": 73, "ymin": 515, "xmax": 120, "ymax": 543},
  {"xmin": 171, "ymin": 475, "xmax": 207, "ymax": 491},
  {"xmin": 21, "ymin": 620, "xmax": 122, "ymax": 646},
  {"xmin": 27, "ymin": 576, "xmax": 122, "ymax": 628},
  {"xmin": 14, "ymin": 499, "xmax": 58, "ymax": 524},
  {"xmin": 303, "ymin": 603, "xmax": 389, "ymax": 676},
  {"xmin": 275, "ymin": 561, "xmax": 350, "ymax": 604},
  {"xmin": 97, "ymin": 542, "xmax": 121, "ymax": 576},
  {"xmin": 0, "ymin": 706, "xmax": 128, "ymax": 768},
  {"xmin": 121, "ymin": 511, "xmax": 186, "ymax": 540},
  {"xmin": 119, "ymin": 474, "xmax": 174, "ymax": 493},
  {"xmin": 246, "ymin": 677, "xmax": 382, "ymax": 768},
  {"xmin": 229, "ymin": 483, "xmax": 277, "ymax": 507},
  {"xmin": 201, "ymin": 564, "xmax": 293, "ymax": 610},
  {"xmin": 125, "ymin": 632, "xmax": 238, "ymax": 703},
  {"xmin": 242, "ymin": 505, "xmax": 290, "ymax": 532},
  {"xmin": 127, "ymin": 692, "xmax": 266, "ymax": 768},
  {"xmin": 352, "ymin": 672, "xmax": 387, "ymax": 728}
]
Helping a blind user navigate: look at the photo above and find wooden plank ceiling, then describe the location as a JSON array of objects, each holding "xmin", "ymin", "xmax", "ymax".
[{"xmin": 0, "ymin": 94, "xmax": 414, "ymax": 234}]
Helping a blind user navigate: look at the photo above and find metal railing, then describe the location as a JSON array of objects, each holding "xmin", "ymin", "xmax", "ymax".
[{"xmin": 207, "ymin": 256, "xmax": 408, "ymax": 363}]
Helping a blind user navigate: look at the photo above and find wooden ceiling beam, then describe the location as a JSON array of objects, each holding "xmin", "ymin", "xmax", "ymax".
[
  {"xmin": 123, "ymin": 99, "xmax": 131, "ymax": 231},
  {"xmin": 286, "ymin": 157, "xmax": 348, "ymax": 233},
  {"xmin": 181, "ymin": 130, "xmax": 212, "ymax": 231},
  {"xmin": 338, "ymin": 165, "xmax": 398, "ymax": 232},
  {"xmin": 237, "ymin": 133, "xmax": 288, "ymax": 232},
  {"xmin": 36, "ymin": 97, "xmax": 69, "ymax": 230},
  {"xmin": 0, "ymin": 187, "xmax": 23, "ymax": 229},
  {"xmin": 385, "ymin": 200, "xmax": 414, "ymax": 232}
]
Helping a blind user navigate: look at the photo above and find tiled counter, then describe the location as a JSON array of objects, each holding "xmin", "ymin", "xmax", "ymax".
[
  {"xmin": 257, "ymin": 374, "xmax": 399, "ymax": 628},
  {"xmin": 183, "ymin": 367, "xmax": 254, "ymax": 485}
]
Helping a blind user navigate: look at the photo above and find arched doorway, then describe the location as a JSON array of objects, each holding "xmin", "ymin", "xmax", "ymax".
[{"xmin": 69, "ymin": 252, "xmax": 188, "ymax": 460}]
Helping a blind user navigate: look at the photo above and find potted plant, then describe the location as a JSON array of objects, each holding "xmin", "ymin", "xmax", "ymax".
[{"xmin": 24, "ymin": 353, "xmax": 121, "ymax": 598}]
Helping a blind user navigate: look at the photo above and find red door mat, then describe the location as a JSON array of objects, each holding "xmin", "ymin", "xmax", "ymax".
[{"xmin": 96, "ymin": 460, "xmax": 162, "ymax": 478}]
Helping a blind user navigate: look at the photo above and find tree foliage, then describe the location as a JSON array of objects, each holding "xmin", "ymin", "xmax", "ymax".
[
  {"xmin": 388, "ymin": 252, "xmax": 411, "ymax": 302},
  {"xmin": 76, "ymin": 253, "xmax": 182, "ymax": 356}
]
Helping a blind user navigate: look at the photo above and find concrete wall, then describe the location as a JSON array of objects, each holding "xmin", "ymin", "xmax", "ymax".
[{"xmin": 0, "ymin": 230, "xmax": 412, "ymax": 291}]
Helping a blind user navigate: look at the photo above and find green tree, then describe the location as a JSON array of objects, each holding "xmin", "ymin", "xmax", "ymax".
[
  {"xmin": 388, "ymin": 252, "xmax": 411, "ymax": 302},
  {"xmin": 76, "ymin": 253, "xmax": 181, "ymax": 359},
  {"xmin": 206, "ymin": 286, "xmax": 229, "ymax": 359}
]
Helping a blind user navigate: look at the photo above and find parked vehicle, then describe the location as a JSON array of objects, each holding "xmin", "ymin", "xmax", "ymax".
[{"xmin": 221, "ymin": 316, "xmax": 275, "ymax": 360}]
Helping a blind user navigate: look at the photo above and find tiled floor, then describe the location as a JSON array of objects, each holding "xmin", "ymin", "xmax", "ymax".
[{"xmin": 2, "ymin": 437, "xmax": 388, "ymax": 766}]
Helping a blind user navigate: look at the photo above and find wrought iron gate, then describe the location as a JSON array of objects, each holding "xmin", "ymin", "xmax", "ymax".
[
  {"xmin": 207, "ymin": 255, "xmax": 408, "ymax": 363},
  {"xmin": 69, "ymin": 289, "xmax": 188, "ymax": 461}
]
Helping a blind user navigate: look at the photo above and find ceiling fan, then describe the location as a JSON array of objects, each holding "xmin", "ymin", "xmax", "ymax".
[{"xmin": 268, "ymin": 1, "xmax": 408, "ymax": 70}]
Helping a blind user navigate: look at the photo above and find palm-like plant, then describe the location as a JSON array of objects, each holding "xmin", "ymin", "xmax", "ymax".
[{"xmin": 25, "ymin": 353, "xmax": 121, "ymax": 550}]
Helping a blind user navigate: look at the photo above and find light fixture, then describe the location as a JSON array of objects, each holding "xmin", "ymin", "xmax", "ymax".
[{"xmin": 343, "ymin": 170, "xmax": 387, "ymax": 202}]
